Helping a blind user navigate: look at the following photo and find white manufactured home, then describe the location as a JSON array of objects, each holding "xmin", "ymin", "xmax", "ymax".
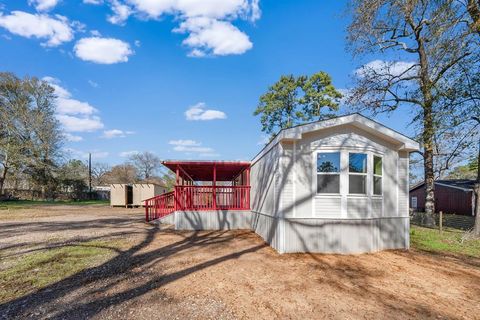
[{"xmin": 145, "ymin": 114, "xmax": 420, "ymax": 254}]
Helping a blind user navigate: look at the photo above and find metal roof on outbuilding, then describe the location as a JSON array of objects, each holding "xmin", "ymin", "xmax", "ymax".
[{"xmin": 410, "ymin": 179, "xmax": 476, "ymax": 192}]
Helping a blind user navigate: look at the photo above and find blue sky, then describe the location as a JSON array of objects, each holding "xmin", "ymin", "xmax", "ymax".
[{"xmin": 0, "ymin": 0, "xmax": 414, "ymax": 165}]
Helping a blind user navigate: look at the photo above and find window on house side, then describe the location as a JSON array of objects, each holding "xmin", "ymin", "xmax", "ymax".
[
  {"xmin": 317, "ymin": 152, "xmax": 340, "ymax": 193},
  {"xmin": 411, "ymin": 196, "xmax": 418, "ymax": 208},
  {"xmin": 349, "ymin": 153, "xmax": 367, "ymax": 194},
  {"xmin": 373, "ymin": 156, "xmax": 382, "ymax": 195}
]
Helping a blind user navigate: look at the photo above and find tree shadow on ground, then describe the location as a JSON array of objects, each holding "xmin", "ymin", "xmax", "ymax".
[{"xmin": 0, "ymin": 216, "xmax": 266, "ymax": 319}]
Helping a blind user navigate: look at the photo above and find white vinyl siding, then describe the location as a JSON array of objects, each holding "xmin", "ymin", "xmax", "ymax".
[
  {"xmin": 314, "ymin": 197, "xmax": 342, "ymax": 217},
  {"xmin": 347, "ymin": 197, "xmax": 369, "ymax": 218},
  {"xmin": 398, "ymin": 152, "xmax": 409, "ymax": 217}
]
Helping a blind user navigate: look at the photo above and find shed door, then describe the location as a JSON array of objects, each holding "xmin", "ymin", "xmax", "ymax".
[{"xmin": 126, "ymin": 186, "xmax": 133, "ymax": 205}]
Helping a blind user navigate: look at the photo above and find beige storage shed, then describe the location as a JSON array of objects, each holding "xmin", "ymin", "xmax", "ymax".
[
  {"xmin": 132, "ymin": 183, "xmax": 168, "ymax": 207},
  {"xmin": 110, "ymin": 184, "xmax": 133, "ymax": 207}
]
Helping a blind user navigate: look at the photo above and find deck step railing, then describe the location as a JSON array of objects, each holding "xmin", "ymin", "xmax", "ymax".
[{"xmin": 145, "ymin": 191, "xmax": 175, "ymax": 222}]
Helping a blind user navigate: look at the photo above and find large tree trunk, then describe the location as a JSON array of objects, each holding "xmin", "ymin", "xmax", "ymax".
[
  {"xmin": 473, "ymin": 136, "xmax": 480, "ymax": 236},
  {"xmin": 0, "ymin": 165, "xmax": 7, "ymax": 196},
  {"xmin": 416, "ymin": 30, "xmax": 436, "ymax": 226},
  {"xmin": 474, "ymin": 184, "xmax": 480, "ymax": 236},
  {"xmin": 423, "ymin": 105, "xmax": 436, "ymax": 226}
]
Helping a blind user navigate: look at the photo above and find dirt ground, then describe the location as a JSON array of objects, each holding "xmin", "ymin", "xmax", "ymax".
[{"xmin": 1, "ymin": 205, "xmax": 479, "ymax": 320}]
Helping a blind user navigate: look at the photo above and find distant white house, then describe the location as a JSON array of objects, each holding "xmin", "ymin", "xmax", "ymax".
[{"xmin": 147, "ymin": 114, "xmax": 420, "ymax": 254}]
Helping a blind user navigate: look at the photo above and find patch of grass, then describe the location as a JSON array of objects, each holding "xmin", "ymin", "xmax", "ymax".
[
  {"xmin": 410, "ymin": 226, "xmax": 480, "ymax": 258},
  {"xmin": 0, "ymin": 199, "xmax": 109, "ymax": 210},
  {"xmin": 0, "ymin": 239, "xmax": 122, "ymax": 303}
]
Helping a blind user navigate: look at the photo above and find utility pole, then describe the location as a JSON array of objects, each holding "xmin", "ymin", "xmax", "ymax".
[{"xmin": 88, "ymin": 152, "xmax": 92, "ymax": 198}]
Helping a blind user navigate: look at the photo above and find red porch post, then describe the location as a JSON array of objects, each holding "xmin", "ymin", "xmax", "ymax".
[
  {"xmin": 174, "ymin": 165, "xmax": 179, "ymax": 211},
  {"xmin": 213, "ymin": 163, "xmax": 217, "ymax": 210},
  {"xmin": 145, "ymin": 199, "xmax": 149, "ymax": 222},
  {"xmin": 246, "ymin": 167, "xmax": 250, "ymax": 209}
]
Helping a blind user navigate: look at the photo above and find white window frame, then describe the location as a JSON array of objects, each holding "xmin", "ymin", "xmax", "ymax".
[
  {"xmin": 315, "ymin": 151, "xmax": 341, "ymax": 195},
  {"xmin": 348, "ymin": 152, "xmax": 368, "ymax": 195},
  {"xmin": 372, "ymin": 154, "xmax": 383, "ymax": 197},
  {"xmin": 311, "ymin": 147, "xmax": 387, "ymax": 219}
]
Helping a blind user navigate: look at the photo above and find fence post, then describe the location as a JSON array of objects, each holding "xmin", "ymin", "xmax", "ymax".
[{"xmin": 439, "ymin": 211, "xmax": 443, "ymax": 233}]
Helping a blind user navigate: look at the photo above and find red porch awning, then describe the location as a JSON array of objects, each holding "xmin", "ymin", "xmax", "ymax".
[{"xmin": 162, "ymin": 160, "xmax": 250, "ymax": 182}]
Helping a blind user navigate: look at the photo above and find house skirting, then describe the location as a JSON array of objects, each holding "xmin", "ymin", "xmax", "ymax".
[
  {"xmin": 173, "ymin": 210, "xmax": 252, "ymax": 230},
  {"xmin": 156, "ymin": 211, "xmax": 409, "ymax": 254},
  {"xmin": 280, "ymin": 216, "xmax": 409, "ymax": 254}
]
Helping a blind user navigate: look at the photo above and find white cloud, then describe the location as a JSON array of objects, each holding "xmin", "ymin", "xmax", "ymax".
[
  {"xmin": 56, "ymin": 98, "xmax": 97, "ymax": 115},
  {"xmin": 175, "ymin": 17, "xmax": 252, "ymax": 56},
  {"xmin": 185, "ymin": 102, "xmax": 227, "ymax": 121},
  {"xmin": 0, "ymin": 11, "xmax": 74, "ymax": 47},
  {"xmin": 102, "ymin": 129, "xmax": 134, "ymax": 139},
  {"xmin": 83, "ymin": 0, "xmax": 103, "ymax": 4},
  {"xmin": 43, "ymin": 76, "xmax": 97, "ymax": 115},
  {"xmin": 29, "ymin": 0, "xmax": 60, "ymax": 12},
  {"xmin": 57, "ymin": 115, "xmax": 104, "ymax": 132},
  {"xmin": 336, "ymin": 88, "xmax": 352, "ymax": 106},
  {"xmin": 86, "ymin": 0, "xmax": 259, "ymax": 57},
  {"xmin": 119, "ymin": 150, "xmax": 139, "ymax": 157},
  {"xmin": 169, "ymin": 139, "xmax": 217, "ymax": 156},
  {"xmin": 249, "ymin": 0, "xmax": 261, "ymax": 21},
  {"xmin": 64, "ymin": 133, "xmax": 83, "ymax": 142},
  {"xmin": 43, "ymin": 76, "xmax": 105, "ymax": 132},
  {"xmin": 355, "ymin": 60, "xmax": 418, "ymax": 79},
  {"xmin": 127, "ymin": 0, "xmax": 258, "ymax": 20},
  {"xmin": 168, "ymin": 139, "xmax": 201, "ymax": 146},
  {"xmin": 74, "ymin": 37, "xmax": 134, "ymax": 64},
  {"xmin": 108, "ymin": 0, "xmax": 131, "ymax": 25},
  {"xmin": 88, "ymin": 80, "xmax": 99, "ymax": 88},
  {"xmin": 65, "ymin": 148, "xmax": 109, "ymax": 159}
]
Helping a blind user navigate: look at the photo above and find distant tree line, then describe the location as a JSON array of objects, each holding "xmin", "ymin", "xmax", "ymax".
[
  {"xmin": 0, "ymin": 72, "xmax": 62, "ymax": 198},
  {"xmin": 0, "ymin": 72, "xmax": 172, "ymax": 200}
]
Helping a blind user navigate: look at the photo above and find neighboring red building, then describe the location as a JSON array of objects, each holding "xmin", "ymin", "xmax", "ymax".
[{"xmin": 409, "ymin": 180, "xmax": 476, "ymax": 216}]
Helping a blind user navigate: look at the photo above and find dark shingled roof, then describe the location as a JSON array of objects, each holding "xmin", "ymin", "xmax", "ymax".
[
  {"xmin": 435, "ymin": 180, "xmax": 476, "ymax": 190},
  {"xmin": 410, "ymin": 179, "xmax": 476, "ymax": 192}
]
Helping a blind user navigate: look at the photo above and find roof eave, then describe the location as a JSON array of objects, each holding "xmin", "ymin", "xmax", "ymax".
[{"xmin": 252, "ymin": 114, "xmax": 420, "ymax": 163}]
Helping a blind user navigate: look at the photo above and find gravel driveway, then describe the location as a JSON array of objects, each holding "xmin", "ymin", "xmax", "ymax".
[{"xmin": 0, "ymin": 205, "xmax": 479, "ymax": 319}]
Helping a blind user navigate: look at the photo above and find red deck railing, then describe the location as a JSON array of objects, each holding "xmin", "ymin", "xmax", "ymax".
[
  {"xmin": 145, "ymin": 191, "xmax": 175, "ymax": 222},
  {"xmin": 145, "ymin": 185, "xmax": 250, "ymax": 222}
]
